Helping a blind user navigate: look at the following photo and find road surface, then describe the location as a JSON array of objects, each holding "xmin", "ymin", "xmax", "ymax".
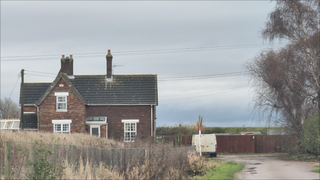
[{"xmin": 216, "ymin": 155, "xmax": 319, "ymax": 180}]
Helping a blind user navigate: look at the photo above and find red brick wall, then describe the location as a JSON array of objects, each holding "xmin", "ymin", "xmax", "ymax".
[
  {"xmin": 38, "ymin": 79, "xmax": 87, "ymax": 133},
  {"xmin": 86, "ymin": 105, "xmax": 153, "ymax": 141},
  {"xmin": 23, "ymin": 106, "xmax": 37, "ymax": 112}
]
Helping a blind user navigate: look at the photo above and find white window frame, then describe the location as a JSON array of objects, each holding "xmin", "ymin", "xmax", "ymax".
[
  {"xmin": 122, "ymin": 119, "xmax": 139, "ymax": 142},
  {"xmin": 54, "ymin": 92, "xmax": 69, "ymax": 112},
  {"xmin": 52, "ymin": 119, "xmax": 71, "ymax": 134},
  {"xmin": 90, "ymin": 125, "xmax": 101, "ymax": 137}
]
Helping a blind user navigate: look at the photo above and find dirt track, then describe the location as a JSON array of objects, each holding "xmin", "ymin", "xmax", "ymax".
[{"xmin": 216, "ymin": 155, "xmax": 320, "ymax": 180}]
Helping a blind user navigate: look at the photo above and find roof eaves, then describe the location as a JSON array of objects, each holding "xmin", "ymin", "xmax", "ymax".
[{"xmin": 87, "ymin": 103, "xmax": 157, "ymax": 106}]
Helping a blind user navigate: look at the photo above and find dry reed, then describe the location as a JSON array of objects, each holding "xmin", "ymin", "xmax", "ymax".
[
  {"xmin": 0, "ymin": 131, "xmax": 123, "ymax": 148},
  {"xmin": 0, "ymin": 131, "xmax": 216, "ymax": 179}
]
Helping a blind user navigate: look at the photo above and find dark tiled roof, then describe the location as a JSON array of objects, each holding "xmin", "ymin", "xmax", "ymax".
[
  {"xmin": 22, "ymin": 83, "xmax": 51, "ymax": 104},
  {"xmin": 70, "ymin": 75, "xmax": 158, "ymax": 105}
]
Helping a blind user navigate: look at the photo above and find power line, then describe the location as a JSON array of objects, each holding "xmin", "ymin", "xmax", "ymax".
[
  {"xmin": 9, "ymin": 74, "xmax": 20, "ymax": 99},
  {"xmin": 161, "ymin": 86, "xmax": 248, "ymax": 102},
  {"xmin": 159, "ymin": 71, "xmax": 248, "ymax": 81},
  {"xmin": 25, "ymin": 73, "xmax": 56, "ymax": 78},
  {"xmin": 25, "ymin": 70, "xmax": 57, "ymax": 75},
  {"xmin": 161, "ymin": 85, "xmax": 249, "ymax": 97},
  {"xmin": 24, "ymin": 70, "xmax": 249, "ymax": 81},
  {"xmin": 1, "ymin": 43, "xmax": 284, "ymax": 62}
]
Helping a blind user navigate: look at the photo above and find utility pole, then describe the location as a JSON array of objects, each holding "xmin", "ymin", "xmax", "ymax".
[{"xmin": 20, "ymin": 69, "xmax": 24, "ymax": 130}]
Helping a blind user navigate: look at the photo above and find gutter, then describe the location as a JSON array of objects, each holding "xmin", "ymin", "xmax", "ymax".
[{"xmin": 87, "ymin": 103, "xmax": 157, "ymax": 106}]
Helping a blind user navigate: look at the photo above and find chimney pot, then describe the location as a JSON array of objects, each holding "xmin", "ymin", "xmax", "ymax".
[
  {"xmin": 61, "ymin": 55, "xmax": 73, "ymax": 75},
  {"xmin": 70, "ymin": 55, "xmax": 73, "ymax": 59}
]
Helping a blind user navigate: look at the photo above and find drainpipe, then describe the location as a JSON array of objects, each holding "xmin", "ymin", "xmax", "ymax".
[
  {"xmin": 151, "ymin": 105, "xmax": 153, "ymax": 136},
  {"xmin": 34, "ymin": 104, "xmax": 39, "ymax": 131}
]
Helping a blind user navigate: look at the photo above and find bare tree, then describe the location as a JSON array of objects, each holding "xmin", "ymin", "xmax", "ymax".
[
  {"xmin": 246, "ymin": 0, "xmax": 319, "ymax": 136},
  {"xmin": 0, "ymin": 97, "xmax": 20, "ymax": 119}
]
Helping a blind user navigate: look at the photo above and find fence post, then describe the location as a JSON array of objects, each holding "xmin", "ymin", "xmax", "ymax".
[
  {"xmin": 99, "ymin": 148, "xmax": 103, "ymax": 165},
  {"xmin": 52, "ymin": 144, "xmax": 57, "ymax": 170},
  {"xmin": 120, "ymin": 148, "xmax": 123, "ymax": 168},
  {"xmin": 87, "ymin": 146, "xmax": 92, "ymax": 163},
  {"xmin": 28, "ymin": 142, "xmax": 35, "ymax": 179},
  {"xmin": 4, "ymin": 141, "xmax": 11, "ymax": 180},
  {"xmin": 70, "ymin": 145, "xmax": 77, "ymax": 166},
  {"xmin": 111, "ymin": 149, "xmax": 114, "ymax": 169}
]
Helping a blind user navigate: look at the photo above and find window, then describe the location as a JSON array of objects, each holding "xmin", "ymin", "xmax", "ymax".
[
  {"xmin": 122, "ymin": 119, "xmax": 139, "ymax": 142},
  {"xmin": 54, "ymin": 92, "xmax": 69, "ymax": 111},
  {"xmin": 57, "ymin": 96, "xmax": 66, "ymax": 110},
  {"xmin": 52, "ymin": 120, "xmax": 71, "ymax": 134}
]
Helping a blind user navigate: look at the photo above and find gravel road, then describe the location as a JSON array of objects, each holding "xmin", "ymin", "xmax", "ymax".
[{"xmin": 216, "ymin": 155, "xmax": 320, "ymax": 180}]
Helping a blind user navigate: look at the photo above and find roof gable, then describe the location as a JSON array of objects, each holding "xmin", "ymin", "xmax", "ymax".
[{"xmin": 36, "ymin": 72, "xmax": 86, "ymax": 105}]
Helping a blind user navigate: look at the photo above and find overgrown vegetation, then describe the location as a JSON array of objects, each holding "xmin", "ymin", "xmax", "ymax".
[
  {"xmin": 28, "ymin": 141, "xmax": 66, "ymax": 180},
  {"xmin": 0, "ymin": 131, "xmax": 123, "ymax": 148},
  {"xmin": 301, "ymin": 114, "xmax": 320, "ymax": 156},
  {"xmin": 0, "ymin": 131, "xmax": 221, "ymax": 179}
]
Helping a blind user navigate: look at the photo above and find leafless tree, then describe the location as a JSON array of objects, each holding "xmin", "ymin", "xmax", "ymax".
[
  {"xmin": 246, "ymin": 0, "xmax": 319, "ymax": 136},
  {"xmin": 0, "ymin": 97, "xmax": 20, "ymax": 119}
]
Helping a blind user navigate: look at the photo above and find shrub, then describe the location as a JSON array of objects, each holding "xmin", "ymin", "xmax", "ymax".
[
  {"xmin": 27, "ymin": 141, "xmax": 65, "ymax": 180},
  {"xmin": 301, "ymin": 114, "xmax": 320, "ymax": 155}
]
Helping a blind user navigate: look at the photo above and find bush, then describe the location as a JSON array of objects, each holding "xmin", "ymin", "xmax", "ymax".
[
  {"xmin": 28, "ymin": 141, "xmax": 65, "ymax": 180},
  {"xmin": 301, "ymin": 114, "xmax": 320, "ymax": 155}
]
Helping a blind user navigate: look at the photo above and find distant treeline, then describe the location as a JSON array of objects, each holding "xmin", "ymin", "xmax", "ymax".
[{"xmin": 156, "ymin": 126, "xmax": 281, "ymax": 136}]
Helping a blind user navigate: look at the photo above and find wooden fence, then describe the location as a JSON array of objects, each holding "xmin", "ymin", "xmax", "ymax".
[
  {"xmin": 0, "ymin": 141, "xmax": 193, "ymax": 179},
  {"xmin": 172, "ymin": 135, "xmax": 297, "ymax": 153}
]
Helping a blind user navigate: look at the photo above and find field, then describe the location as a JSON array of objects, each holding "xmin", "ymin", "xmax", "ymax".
[{"xmin": 156, "ymin": 126, "xmax": 281, "ymax": 136}]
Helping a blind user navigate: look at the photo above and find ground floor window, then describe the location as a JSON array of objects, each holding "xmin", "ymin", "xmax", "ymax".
[
  {"xmin": 52, "ymin": 119, "xmax": 71, "ymax": 134},
  {"xmin": 121, "ymin": 119, "xmax": 139, "ymax": 142}
]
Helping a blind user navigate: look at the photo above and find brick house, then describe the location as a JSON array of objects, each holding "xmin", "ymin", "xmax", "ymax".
[{"xmin": 20, "ymin": 50, "xmax": 158, "ymax": 141}]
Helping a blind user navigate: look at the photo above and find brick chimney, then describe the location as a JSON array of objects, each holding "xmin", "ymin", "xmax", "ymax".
[
  {"xmin": 106, "ymin": 50, "xmax": 113, "ymax": 79},
  {"xmin": 61, "ymin": 55, "xmax": 73, "ymax": 75}
]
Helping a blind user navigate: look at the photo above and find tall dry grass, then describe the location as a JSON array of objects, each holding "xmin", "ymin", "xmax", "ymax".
[
  {"xmin": 0, "ymin": 131, "xmax": 217, "ymax": 179},
  {"xmin": 0, "ymin": 131, "xmax": 123, "ymax": 148}
]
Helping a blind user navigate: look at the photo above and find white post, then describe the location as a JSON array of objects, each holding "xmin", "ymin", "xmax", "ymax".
[{"xmin": 199, "ymin": 126, "xmax": 202, "ymax": 156}]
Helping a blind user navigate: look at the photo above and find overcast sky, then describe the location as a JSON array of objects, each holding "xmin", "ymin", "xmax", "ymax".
[{"xmin": 1, "ymin": 1, "xmax": 283, "ymax": 127}]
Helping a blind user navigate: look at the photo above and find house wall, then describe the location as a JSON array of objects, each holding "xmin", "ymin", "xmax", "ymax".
[
  {"xmin": 86, "ymin": 105, "xmax": 152, "ymax": 141},
  {"xmin": 38, "ymin": 79, "xmax": 87, "ymax": 133},
  {"xmin": 23, "ymin": 106, "xmax": 37, "ymax": 112}
]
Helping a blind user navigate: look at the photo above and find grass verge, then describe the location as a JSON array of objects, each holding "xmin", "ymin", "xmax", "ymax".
[
  {"xmin": 313, "ymin": 165, "xmax": 320, "ymax": 173},
  {"xmin": 282, "ymin": 153, "xmax": 319, "ymax": 162},
  {"xmin": 193, "ymin": 160, "xmax": 244, "ymax": 180}
]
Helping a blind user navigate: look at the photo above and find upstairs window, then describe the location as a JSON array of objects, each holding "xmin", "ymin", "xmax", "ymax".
[
  {"xmin": 55, "ymin": 92, "xmax": 69, "ymax": 112},
  {"xmin": 57, "ymin": 96, "xmax": 67, "ymax": 110}
]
